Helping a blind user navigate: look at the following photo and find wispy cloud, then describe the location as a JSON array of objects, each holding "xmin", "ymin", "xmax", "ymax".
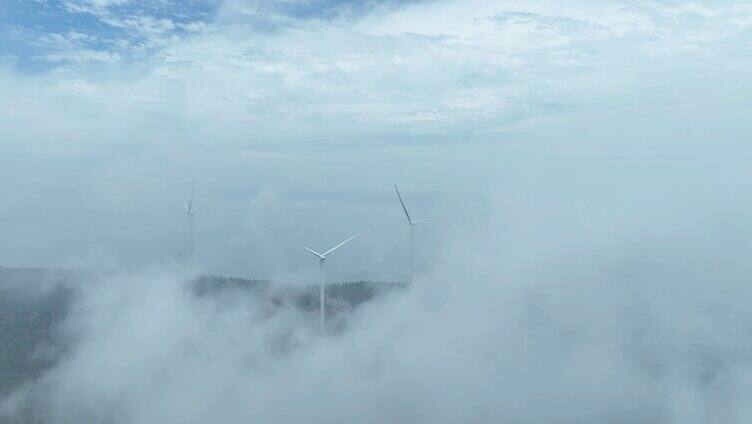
[{"xmin": 2, "ymin": 0, "xmax": 750, "ymax": 148}]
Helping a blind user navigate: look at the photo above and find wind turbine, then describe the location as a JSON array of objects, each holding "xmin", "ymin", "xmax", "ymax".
[
  {"xmin": 184, "ymin": 181, "xmax": 196, "ymax": 260},
  {"xmin": 272, "ymin": 229, "xmax": 366, "ymax": 333},
  {"xmin": 395, "ymin": 185, "xmax": 422, "ymax": 284}
]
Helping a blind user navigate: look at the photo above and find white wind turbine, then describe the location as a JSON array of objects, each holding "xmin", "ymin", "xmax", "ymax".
[
  {"xmin": 184, "ymin": 181, "xmax": 196, "ymax": 259},
  {"xmin": 272, "ymin": 229, "xmax": 366, "ymax": 333},
  {"xmin": 395, "ymin": 185, "xmax": 422, "ymax": 284}
]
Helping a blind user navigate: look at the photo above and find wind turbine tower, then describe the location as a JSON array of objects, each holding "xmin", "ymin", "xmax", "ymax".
[
  {"xmin": 273, "ymin": 229, "xmax": 366, "ymax": 333},
  {"xmin": 395, "ymin": 185, "xmax": 421, "ymax": 284},
  {"xmin": 185, "ymin": 181, "xmax": 196, "ymax": 259}
]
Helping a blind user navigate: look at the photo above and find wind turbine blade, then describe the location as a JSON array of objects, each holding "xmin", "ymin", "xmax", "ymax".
[
  {"xmin": 394, "ymin": 185, "xmax": 412, "ymax": 224},
  {"xmin": 270, "ymin": 229, "xmax": 324, "ymax": 259},
  {"xmin": 187, "ymin": 180, "xmax": 196, "ymax": 211},
  {"xmin": 323, "ymin": 230, "xmax": 366, "ymax": 257}
]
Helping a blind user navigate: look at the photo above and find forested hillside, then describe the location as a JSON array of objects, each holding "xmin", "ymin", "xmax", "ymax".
[{"xmin": 0, "ymin": 267, "xmax": 406, "ymax": 397}]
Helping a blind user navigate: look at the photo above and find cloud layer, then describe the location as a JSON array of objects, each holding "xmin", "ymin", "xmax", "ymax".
[{"xmin": 5, "ymin": 164, "xmax": 752, "ymax": 422}]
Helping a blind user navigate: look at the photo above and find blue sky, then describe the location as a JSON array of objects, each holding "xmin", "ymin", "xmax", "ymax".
[
  {"xmin": 1, "ymin": 0, "xmax": 430, "ymax": 71},
  {"xmin": 1, "ymin": 0, "xmax": 752, "ymax": 278},
  {"xmin": 1, "ymin": 0, "xmax": 219, "ymax": 71}
]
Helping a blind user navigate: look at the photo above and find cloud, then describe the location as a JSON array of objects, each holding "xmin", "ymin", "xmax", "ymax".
[
  {"xmin": 217, "ymin": 0, "xmax": 429, "ymax": 23},
  {"xmin": 0, "ymin": 0, "xmax": 751, "ymax": 278},
  {"xmin": 7, "ymin": 0, "xmax": 752, "ymax": 136},
  {"xmin": 34, "ymin": 31, "xmax": 122, "ymax": 63}
]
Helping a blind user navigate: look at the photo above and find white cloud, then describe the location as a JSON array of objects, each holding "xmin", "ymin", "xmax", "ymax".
[
  {"xmin": 13, "ymin": 0, "xmax": 752, "ymax": 138},
  {"xmin": 4, "ymin": 0, "xmax": 750, "ymax": 158}
]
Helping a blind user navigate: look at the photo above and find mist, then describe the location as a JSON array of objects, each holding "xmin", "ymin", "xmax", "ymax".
[
  {"xmin": 3, "ymin": 0, "xmax": 752, "ymax": 423},
  {"xmin": 5, "ymin": 159, "xmax": 752, "ymax": 422}
]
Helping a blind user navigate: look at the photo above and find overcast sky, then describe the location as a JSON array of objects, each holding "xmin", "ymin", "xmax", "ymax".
[{"xmin": 1, "ymin": 0, "xmax": 751, "ymax": 282}]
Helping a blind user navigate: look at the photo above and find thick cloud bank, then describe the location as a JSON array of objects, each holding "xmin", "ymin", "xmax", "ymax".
[{"xmin": 5, "ymin": 167, "xmax": 752, "ymax": 423}]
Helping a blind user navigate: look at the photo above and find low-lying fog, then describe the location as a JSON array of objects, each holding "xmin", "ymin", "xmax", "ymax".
[{"xmin": 4, "ymin": 149, "xmax": 752, "ymax": 423}]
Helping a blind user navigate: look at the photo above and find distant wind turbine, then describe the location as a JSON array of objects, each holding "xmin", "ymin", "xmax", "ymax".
[
  {"xmin": 395, "ymin": 185, "xmax": 422, "ymax": 284},
  {"xmin": 184, "ymin": 181, "xmax": 196, "ymax": 259},
  {"xmin": 272, "ymin": 229, "xmax": 366, "ymax": 333}
]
